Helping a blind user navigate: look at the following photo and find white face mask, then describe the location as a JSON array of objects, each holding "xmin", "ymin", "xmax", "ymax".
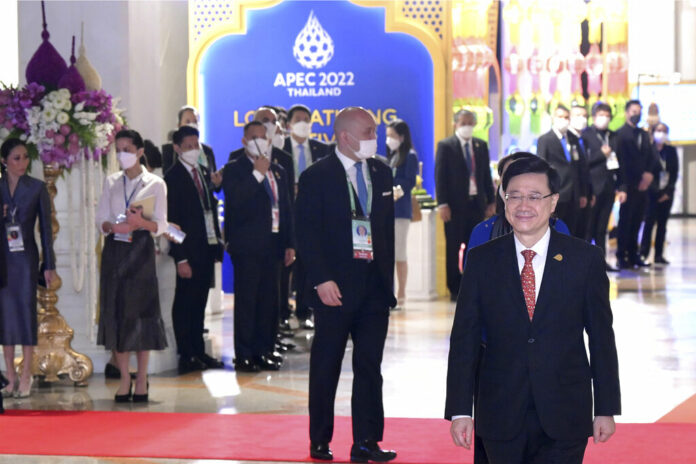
[
  {"xmin": 246, "ymin": 137, "xmax": 270, "ymax": 158},
  {"xmin": 570, "ymin": 116, "xmax": 587, "ymax": 132},
  {"xmin": 180, "ymin": 149, "xmax": 200, "ymax": 166},
  {"xmin": 456, "ymin": 125, "xmax": 474, "ymax": 140},
  {"xmin": 386, "ymin": 136, "xmax": 401, "ymax": 152},
  {"xmin": 348, "ymin": 133, "xmax": 377, "ymax": 160},
  {"xmin": 183, "ymin": 122, "xmax": 198, "ymax": 129},
  {"xmin": 272, "ymin": 133, "xmax": 285, "ymax": 149},
  {"xmin": 264, "ymin": 122, "xmax": 277, "ymax": 139},
  {"xmin": 593, "ymin": 115, "xmax": 610, "ymax": 130},
  {"xmin": 117, "ymin": 151, "xmax": 138, "ymax": 170},
  {"xmin": 291, "ymin": 121, "xmax": 312, "ymax": 139},
  {"xmin": 653, "ymin": 131, "xmax": 668, "ymax": 144},
  {"xmin": 554, "ymin": 117, "xmax": 570, "ymax": 133}
]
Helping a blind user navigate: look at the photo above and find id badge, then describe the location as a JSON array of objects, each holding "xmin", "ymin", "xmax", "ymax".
[
  {"xmin": 468, "ymin": 176, "xmax": 478, "ymax": 196},
  {"xmin": 113, "ymin": 213, "xmax": 132, "ymax": 243},
  {"xmin": 606, "ymin": 152, "xmax": 619, "ymax": 170},
  {"xmin": 659, "ymin": 171, "xmax": 669, "ymax": 190},
  {"xmin": 6, "ymin": 223, "xmax": 24, "ymax": 252},
  {"xmin": 204, "ymin": 210, "xmax": 219, "ymax": 245},
  {"xmin": 271, "ymin": 206, "xmax": 280, "ymax": 233},
  {"xmin": 352, "ymin": 218, "xmax": 373, "ymax": 260}
]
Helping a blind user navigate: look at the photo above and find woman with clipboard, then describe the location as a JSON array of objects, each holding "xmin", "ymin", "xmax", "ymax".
[{"xmin": 95, "ymin": 129, "xmax": 169, "ymax": 403}]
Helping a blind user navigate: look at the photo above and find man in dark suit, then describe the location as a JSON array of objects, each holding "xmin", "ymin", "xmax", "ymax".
[
  {"xmin": 435, "ymin": 109, "xmax": 496, "ymax": 301},
  {"xmin": 445, "ymin": 156, "xmax": 621, "ymax": 464},
  {"xmin": 581, "ymin": 102, "xmax": 627, "ymax": 271},
  {"xmin": 223, "ymin": 121, "xmax": 295, "ymax": 372},
  {"xmin": 615, "ymin": 100, "xmax": 659, "ymax": 269},
  {"xmin": 537, "ymin": 105, "xmax": 589, "ymax": 237},
  {"xmin": 165, "ymin": 126, "xmax": 225, "ymax": 374},
  {"xmin": 282, "ymin": 104, "xmax": 331, "ymax": 331},
  {"xmin": 296, "ymin": 107, "xmax": 397, "ymax": 462},
  {"xmin": 162, "ymin": 106, "xmax": 222, "ymax": 191}
]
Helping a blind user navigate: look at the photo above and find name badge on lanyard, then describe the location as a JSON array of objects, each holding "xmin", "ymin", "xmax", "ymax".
[
  {"xmin": 6, "ymin": 207, "xmax": 24, "ymax": 252},
  {"xmin": 347, "ymin": 171, "xmax": 373, "ymax": 260},
  {"xmin": 267, "ymin": 172, "xmax": 280, "ymax": 233},
  {"xmin": 204, "ymin": 211, "xmax": 219, "ymax": 245},
  {"xmin": 114, "ymin": 176, "xmax": 141, "ymax": 243}
]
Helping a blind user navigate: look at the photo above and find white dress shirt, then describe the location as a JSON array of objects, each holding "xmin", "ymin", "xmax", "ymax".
[
  {"xmin": 336, "ymin": 147, "xmax": 371, "ymax": 202},
  {"xmin": 95, "ymin": 169, "xmax": 168, "ymax": 236}
]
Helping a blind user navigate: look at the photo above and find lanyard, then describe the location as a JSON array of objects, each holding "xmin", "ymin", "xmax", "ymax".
[
  {"xmin": 193, "ymin": 165, "xmax": 213, "ymax": 211},
  {"xmin": 122, "ymin": 175, "xmax": 142, "ymax": 209},
  {"xmin": 266, "ymin": 170, "xmax": 278, "ymax": 204},
  {"xmin": 346, "ymin": 164, "xmax": 372, "ymax": 217}
]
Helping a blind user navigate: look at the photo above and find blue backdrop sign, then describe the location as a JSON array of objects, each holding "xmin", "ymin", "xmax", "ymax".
[{"xmin": 194, "ymin": 0, "xmax": 436, "ymax": 292}]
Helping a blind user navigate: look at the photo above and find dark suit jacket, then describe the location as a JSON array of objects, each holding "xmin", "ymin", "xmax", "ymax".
[
  {"xmin": 651, "ymin": 143, "xmax": 679, "ymax": 197},
  {"xmin": 615, "ymin": 124, "xmax": 660, "ymax": 189},
  {"xmin": 283, "ymin": 137, "xmax": 331, "ymax": 177},
  {"xmin": 537, "ymin": 130, "xmax": 589, "ymax": 203},
  {"xmin": 222, "ymin": 156, "xmax": 293, "ymax": 259},
  {"xmin": 435, "ymin": 135, "xmax": 495, "ymax": 213},
  {"xmin": 295, "ymin": 153, "xmax": 397, "ymax": 310},
  {"xmin": 162, "ymin": 142, "xmax": 216, "ymax": 175},
  {"xmin": 164, "ymin": 161, "xmax": 223, "ymax": 285},
  {"xmin": 581, "ymin": 126, "xmax": 624, "ymax": 194},
  {"xmin": 229, "ymin": 146, "xmax": 295, "ymax": 203},
  {"xmin": 445, "ymin": 230, "xmax": 621, "ymax": 441}
]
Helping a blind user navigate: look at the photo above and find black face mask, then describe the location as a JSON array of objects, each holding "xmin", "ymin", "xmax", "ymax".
[{"xmin": 629, "ymin": 114, "xmax": 641, "ymax": 125}]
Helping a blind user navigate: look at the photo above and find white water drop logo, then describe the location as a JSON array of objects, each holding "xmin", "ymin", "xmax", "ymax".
[{"xmin": 293, "ymin": 11, "xmax": 334, "ymax": 69}]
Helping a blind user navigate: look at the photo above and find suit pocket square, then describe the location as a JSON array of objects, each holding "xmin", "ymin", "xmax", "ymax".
[{"xmin": 382, "ymin": 191, "xmax": 392, "ymax": 196}]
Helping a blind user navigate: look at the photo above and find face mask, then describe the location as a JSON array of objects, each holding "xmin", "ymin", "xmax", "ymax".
[
  {"xmin": 653, "ymin": 131, "xmax": 668, "ymax": 144},
  {"xmin": 570, "ymin": 116, "xmax": 587, "ymax": 132},
  {"xmin": 553, "ymin": 117, "xmax": 570, "ymax": 133},
  {"xmin": 593, "ymin": 115, "xmax": 610, "ymax": 130},
  {"xmin": 291, "ymin": 121, "xmax": 311, "ymax": 139},
  {"xmin": 117, "ymin": 151, "xmax": 138, "ymax": 170},
  {"xmin": 272, "ymin": 133, "xmax": 285, "ymax": 149},
  {"xmin": 183, "ymin": 122, "xmax": 198, "ymax": 129},
  {"xmin": 180, "ymin": 149, "xmax": 200, "ymax": 166},
  {"xmin": 386, "ymin": 136, "xmax": 401, "ymax": 152},
  {"xmin": 246, "ymin": 137, "xmax": 270, "ymax": 158},
  {"xmin": 264, "ymin": 122, "xmax": 277, "ymax": 139},
  {"xmin": 348, "ymin": 133, "xmax": 377, "ymax": 160},
  {"xmin": 456, "ymin": 125, "xmax": 474, "ymax": 139},
  {"xmin": 629, "ymin": 113, "xmax": 641, "ymax": 125}
]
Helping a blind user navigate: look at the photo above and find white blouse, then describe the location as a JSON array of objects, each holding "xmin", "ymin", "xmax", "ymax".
[{"xmin": 95, "ymin": 169, "xmax": 168, "ymax": 236}]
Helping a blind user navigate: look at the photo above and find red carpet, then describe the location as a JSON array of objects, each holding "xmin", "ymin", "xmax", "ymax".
[{"xmin": 0, "ymin": 411, "xmax": 695, "ymax": 463}]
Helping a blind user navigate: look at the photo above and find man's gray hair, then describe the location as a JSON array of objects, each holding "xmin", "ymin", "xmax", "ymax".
[{"xmin": 454, "ymin": 108, "xmax": 477, "ymax": 124}]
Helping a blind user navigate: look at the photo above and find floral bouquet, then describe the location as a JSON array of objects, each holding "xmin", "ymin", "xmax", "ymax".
[
  {"xmin": 26, "ymin": 87, "xmax": 124, "ymax": 169},
  {"xmin": 0, "ymin": 82, "xmax": 46, "ymax": 160}
]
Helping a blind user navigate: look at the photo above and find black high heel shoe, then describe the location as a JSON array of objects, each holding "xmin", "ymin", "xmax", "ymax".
[
  {"xmin": 132, "ymin": 381, "xmax": 149, "ymax": 403},
  {"xmin": 114, "ymin": 381, "xmax": 133, "ymax": 403}
]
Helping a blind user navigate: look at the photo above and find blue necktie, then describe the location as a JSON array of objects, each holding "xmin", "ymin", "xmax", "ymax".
[
  {"xmin": 464, "ymin": 142, "xmax": 472, "ymax": 173},
  {"xmin": 298, "ymin": 144, "xmax": 306, "ymax": 174},
  {"xmin": 561, "ymin": 136, "xmax": 571, "ymax": 162},
  {"xmin": 262, "ymin": 176, "xmax": 276, "ymax": 206},
  {"xmin": 355, "ymin": 162, "xmax": 368, "ymax": 216}
]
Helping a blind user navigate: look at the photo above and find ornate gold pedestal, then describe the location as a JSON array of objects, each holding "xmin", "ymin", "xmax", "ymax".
[{"xmin": 18, "ymin": 165, "xmax": 93, "ymax": 385}]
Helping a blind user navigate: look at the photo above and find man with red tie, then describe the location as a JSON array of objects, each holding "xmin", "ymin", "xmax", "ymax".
[{"xmin": 445, "ymin": 156, "xmax": 620, "ymax": 463}]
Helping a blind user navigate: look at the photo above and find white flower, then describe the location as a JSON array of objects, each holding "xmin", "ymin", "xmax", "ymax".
[
  {"xmin": 47, "ymin": 91, "xmax": 59, "ymax": 102},
  {"xmin": 79, "ymin": 118, "xmax": 90, "ymax": 126},
  {"xmin": 56, "ymin": 112, "xmax": 70, "ymax": 124},
  {"xmin": 19, "ymin": 133, "xmax": 27, "ymax": 141},
  {"xmin": 74, "ymin": 102, "xmax": 85, "ymax": 112},
  {"xmin": 0, "ymin": 128, "xmax": 9, "ymax": 139},
  {"xmin": 42, "ymin": 108, "xmax": 57, "ymax": 122},
  {"xmin": 58, "ymin": 88, "xmax": 70, "ymax": 99}
]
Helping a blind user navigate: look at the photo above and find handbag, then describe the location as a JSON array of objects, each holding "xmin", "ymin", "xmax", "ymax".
[{"xmin": 411, "ymin": 195, "xmax": 422, "ymax": 222}]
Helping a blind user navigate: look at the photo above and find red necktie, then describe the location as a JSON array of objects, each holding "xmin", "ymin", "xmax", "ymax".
[
  {"xmin": 521, "ymin": 249, "xmax": 536, "ymax": 321},
  {"xmin": 192, "ymin": 168, "xmax": 204, "ymax": 199}
]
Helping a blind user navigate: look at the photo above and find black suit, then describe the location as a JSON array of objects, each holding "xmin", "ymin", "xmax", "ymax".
[
  {"xmin": 296, "ymin": 152, "xmax": 396, "ymax": 444},
  {"xmin": 435, "ymin": 136, "xmax": 495, "ymax": 298},
  {"xmin": 581, "ymin": 126, "xmax": 623, "ymax": 254},
  {"xmin": 615, "ymin": 124, "xmax": 660, "ymax": 264},
  {"xmin": 162, "ymin": 142, "xmax": 217, "ymax": 176},
  {"xmin": 223, "ymin": 155, "xmax": 294, "ymax": 360},
  {"xmin": 446, "ymin": 231, "xmax": 621, "ymax": 463},
  {"xmin": 165, "ymin": 161, "xmax": 223, "ymax": 359},
  {"xmin": 537, "ymin": 130, "xmax": 589, "ymax": 236},
  {"xmin": 229, "ymin": 146, "xmax": 295, "ymax": 203},
  {"xmin": 282, "ymin": 136, "xmax": 331, "ymax": 321}
]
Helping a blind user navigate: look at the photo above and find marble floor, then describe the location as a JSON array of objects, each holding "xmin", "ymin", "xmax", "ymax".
[{"xmin": 2, "ymin": 218, "xmax": 695, "ymax": 463}]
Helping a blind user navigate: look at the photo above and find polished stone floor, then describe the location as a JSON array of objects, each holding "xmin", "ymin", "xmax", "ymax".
[{"xmin": 2, "ymin": 219, "xmax": 695, "ymax": 463}]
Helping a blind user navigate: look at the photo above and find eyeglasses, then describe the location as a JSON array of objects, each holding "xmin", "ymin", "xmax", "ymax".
[{"xmin": 505, "ymin": 193, "xmax": 554, "ymax": 205}]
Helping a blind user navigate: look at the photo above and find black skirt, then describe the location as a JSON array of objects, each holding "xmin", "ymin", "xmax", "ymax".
[{"xmin": 98, "ymin": 230, "xmax": 167, "ymax": 352}]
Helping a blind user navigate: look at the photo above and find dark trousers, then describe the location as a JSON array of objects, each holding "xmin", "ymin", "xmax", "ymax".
[
  {"xmin": 444, "ymin": 203, "xmax": 483, "ymax": 298},
  {"xmin": 473, "ymin": 344, "xmax": 488, "ymax": 464},
  {"xmin": 617, "ymin": 187, "xmax": 647, "ymax": 261},
  {"xmin": 309, "ymin": 262, "xmax": 389, "ymax": 444},
  {"xmin": 586, "ymin": 182, "xmax": 615, "ymax": 255},
  {"xmin": 482, "ymin": 407, "xmax": 587, "ymax": 464},
  {"xmin": 293, "ymin": 258, "xmax": 311, "ymax": 321},
  {"xmin": 554, "ymin": 200, "xmax": 580, "ymax": 237},
  {"xmin": 172, "ymin": 270, "xmax": 211, "ymax": 358},
  {"xmin": 231, "ymin": 252, "xmax": 281, "ymax": 359},
  {"xmin": 279, "ymin": 263, "xmax": 292, "ymax": 321},
  {"xmin": 640, "ymin": 192, "xmax": 674, "ymax": 259}
]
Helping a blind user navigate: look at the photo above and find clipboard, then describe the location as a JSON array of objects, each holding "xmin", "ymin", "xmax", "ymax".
[{"xmin": 129, "ymin": 195, "xmax": 155, "ymax": 220}]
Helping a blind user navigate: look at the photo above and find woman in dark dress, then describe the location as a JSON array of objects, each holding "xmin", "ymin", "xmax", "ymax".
[
  {"xmin": 0, "ymin": 138, "xmax": 56, "ymax": 398},
  {"xmin": 95, "ymin": 129, "xmax": 168, "ymax": 402}
]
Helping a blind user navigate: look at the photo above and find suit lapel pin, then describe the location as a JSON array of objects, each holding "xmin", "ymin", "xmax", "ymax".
[
  {"xmin": 553, "ymin": 254, "xmax": 563, "ymax": 262},
  {"xmin": 275, "ymin": 171, "xmax": 280, "ymax": 180},
  {"xmin": 474, "ymin": 141, "xmax": 479, "ymax": 148}
]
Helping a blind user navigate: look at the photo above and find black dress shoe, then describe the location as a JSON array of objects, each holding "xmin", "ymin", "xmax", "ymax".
[
  {"xmin": 277, "ymin": 340, "xmax": 296, "ymax": 351},
  {"xmin": 633, "ymin": 258, "xmax": 651, "ymax": 267},
  {"xmin": 279, "ymin": 319, "xmax": 292, "ymax": 331},
  {"xmin": 265, "ymin": 350, "xmax": 284, "ymax": 363},
  {"xmin": 618, "ymin": 258, "xmax": 634, "ymax": 269},
  {"xmin": 299, "ymin": 318, "xmax": 315, "ymax": 330},
  {"xmin": 114, "ymin": 382, "xmax": 133, "ymax": 403},
  {"xmin": 198, "ymin": 353, "xmax": 225, "ymax": 369},
  {"xmin": 132, "ymin": 381, "xmax": 149, "ymax": 403},
  {"xmin": 654, "ymin": 256, "xmax": 670, "ymax": 265},
  {"xmin": 278, "ymin": 328, "xmax": 295, "ymax": 338},
  {"xmin": 605, "ymin": 262, "xmax": 620, "ymax": 272},
  {"xmin": 233, "ymin": 358, "xmax": 260, "ymax": 373},
  {"xmin": 310, "ymin": 442, "xmax": 333, "ymax": 460},
  {"xmin": 350, "ymin": 440, "xmax": 396, "ymax": 463},
  {"xmin": 0, "ymin": 373, "xmax": 9, "ymax": 389},
  {"xmin": 178, "ymin": 356, "xmax": 207, "ymax": 375},
  {"xmin": 256, "ymin": 355, "xmax": 281, "ymax": 371}
]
